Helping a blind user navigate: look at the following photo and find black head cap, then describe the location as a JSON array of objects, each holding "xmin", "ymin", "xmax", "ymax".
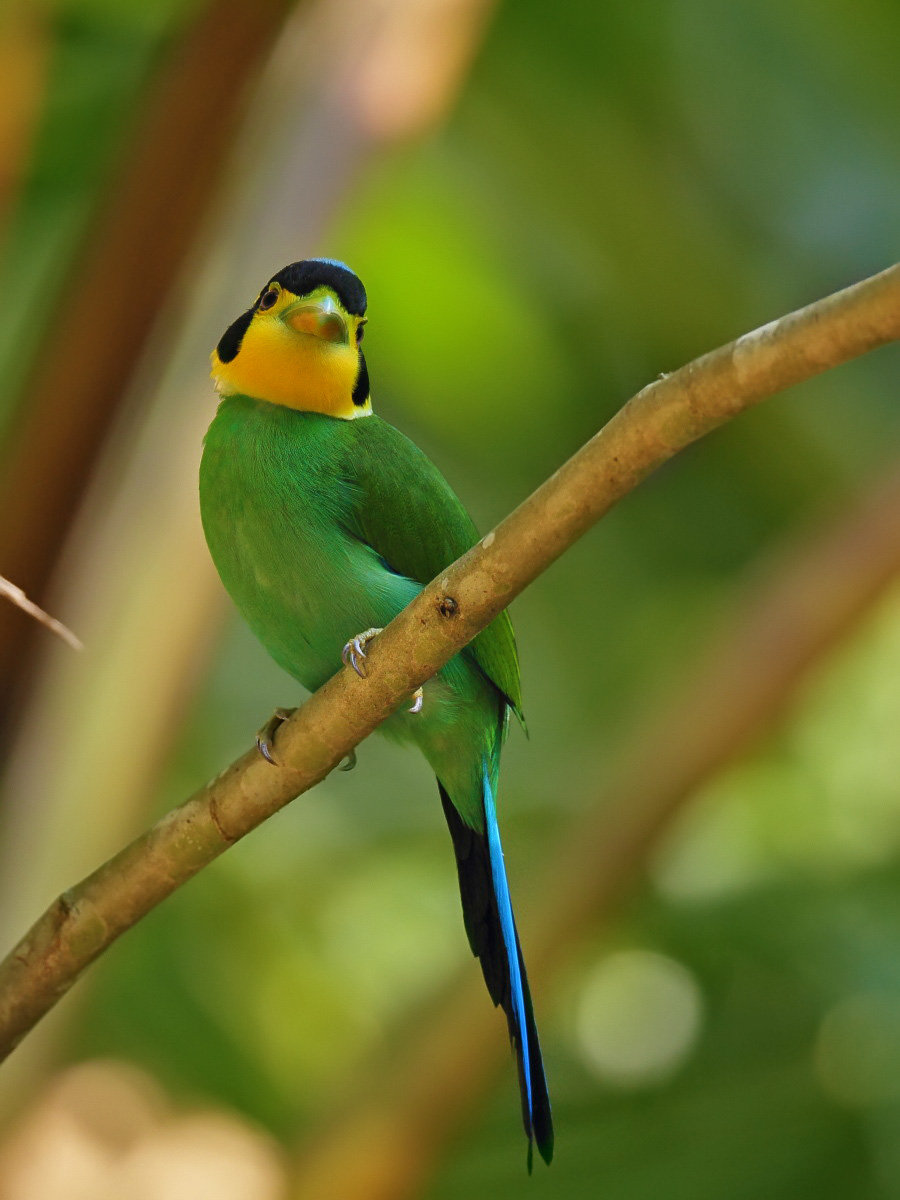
[
  {"xmin": 215, "ymin": 259, "xmax": 367, "ymax": 365},
  {"xmin": 270, "ymin": 259, "xmax": 367, "ymax": 317}
]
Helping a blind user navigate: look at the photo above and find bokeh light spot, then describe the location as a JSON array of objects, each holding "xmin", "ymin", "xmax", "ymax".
[{"xmin": 575, "ymin": 949, "xmax": 704, "ymax": 1088}]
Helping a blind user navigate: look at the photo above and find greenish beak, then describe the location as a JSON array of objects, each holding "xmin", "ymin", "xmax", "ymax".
[{"xmin": 283, "ymin": 295, "xmax": 349, "ymax": 345}]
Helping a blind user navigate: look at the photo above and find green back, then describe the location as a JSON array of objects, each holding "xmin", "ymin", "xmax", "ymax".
[{"xmin": 344, "ymin": 416, "xmax": 524, "ymax": 723}]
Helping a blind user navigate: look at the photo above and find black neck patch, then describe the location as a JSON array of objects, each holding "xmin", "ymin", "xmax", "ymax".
[
  {"xmin": 216, "ymin": 306, "xmax": 254, "ymax": 363},
  {"xmin": 270, "ymin": 259, "xmax": 367, "ymax": 316},
  {"xmin": 352, "ymin": 349, "xmax": 370, "ymax": 407}
]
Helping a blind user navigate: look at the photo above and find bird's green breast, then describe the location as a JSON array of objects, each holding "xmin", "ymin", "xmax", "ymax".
[
  {"xmin": 199, "ymin": 396, "xmax": 411, "ymax": 691},
  {"xmin": 200, "ymin": 393, "xmax": 521, "ymax": 823}
]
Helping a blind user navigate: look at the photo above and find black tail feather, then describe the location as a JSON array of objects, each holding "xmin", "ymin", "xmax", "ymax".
[{"xmin": 438, "ymin": 781, "xmax": 554, "ymax": 1165}]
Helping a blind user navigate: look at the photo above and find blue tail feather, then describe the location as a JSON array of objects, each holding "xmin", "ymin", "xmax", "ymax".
[
  {"xmin": 437, "ymin": 772, "xmax": 554, "ymax": 1167},
  {"xmin": 483, "ymin": 762, "xmax": 533, "ymax": 1116}
]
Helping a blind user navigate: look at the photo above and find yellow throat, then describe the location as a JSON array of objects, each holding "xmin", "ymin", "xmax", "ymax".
[{"xmin": 211, "ymin": 281, "xmax": 371, "ymax": 419}]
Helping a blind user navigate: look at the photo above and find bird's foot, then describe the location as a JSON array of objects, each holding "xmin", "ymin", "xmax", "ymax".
[
  {"xmin": 341, "ymin": 627, "xmax": 383, "ymax": 677},
  {"xmin": 341, "ymin": 626, "xmax": 424, "ymax": 715},
  {"xmin": 339, "ymin": 748, "xmax": 357, "ymax": 771},
  {"xmin": 256, "ymin": 706, "xmax": 297, "ymax": 766}
]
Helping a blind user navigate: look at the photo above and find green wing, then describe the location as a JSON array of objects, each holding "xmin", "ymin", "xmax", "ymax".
[{"xmin": 342, "ymin": 416, "xmax": 523, "ymax": 722}]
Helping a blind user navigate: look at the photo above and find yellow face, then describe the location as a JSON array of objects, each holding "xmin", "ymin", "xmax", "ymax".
[{"xmin": 210, "ymin": 281, "xmax": 370, "ymax": 419}]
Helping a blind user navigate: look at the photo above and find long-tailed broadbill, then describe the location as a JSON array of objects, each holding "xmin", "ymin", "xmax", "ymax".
[{"xmin": 199, "ymin": 259, "xmax": 553, "ymax": 1166}]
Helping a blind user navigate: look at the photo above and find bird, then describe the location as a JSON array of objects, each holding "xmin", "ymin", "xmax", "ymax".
[{"xmin": 199, "ymin": 258, "xmax": 553, "ymax": 1167}]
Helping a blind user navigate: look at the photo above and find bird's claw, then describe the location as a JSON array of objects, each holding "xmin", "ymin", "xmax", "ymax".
[
  {"xmin": 341, "ymin": 628, "xmax": 424, "ymax": 715},
  {"xmin": 341, "ymin": 627, "xmax": 383, "ymax": 678},
  {"xmin": 256, "ymin": 706, "xmax": 297, "ymax": 766},
  {"xmin": 339, "ymin": 748, "xmax": 357, "ymax": 771}
]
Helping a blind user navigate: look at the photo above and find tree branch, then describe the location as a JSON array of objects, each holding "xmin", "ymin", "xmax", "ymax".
[{"xmin": 0, "ymin": 262, "xmax": 897, "ymax": 1062}]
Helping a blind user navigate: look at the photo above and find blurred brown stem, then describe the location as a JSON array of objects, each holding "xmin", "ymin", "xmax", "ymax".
[
  {"xmin": 0, "ymin": 0, "xmax": 292, "ymax": 741},
  {"xmin": 0, "ymin": 262, "xmax": 898, "ymax": 1066}
]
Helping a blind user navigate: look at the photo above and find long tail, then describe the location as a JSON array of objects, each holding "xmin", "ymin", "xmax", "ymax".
[{"xmin": 438, "ymin": 767, "xmax": 553, "ymax": 1168}]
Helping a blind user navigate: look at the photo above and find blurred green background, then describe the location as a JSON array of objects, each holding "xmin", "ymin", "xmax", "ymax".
[{"xmin": 0, "ymin": 0, "xmax": 899, "ymax": 1196}]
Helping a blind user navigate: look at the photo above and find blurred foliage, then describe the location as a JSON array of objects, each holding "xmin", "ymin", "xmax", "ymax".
[
  {"xmin": 0, "ymin": 0, "xmax": 199, "ymax": 425},
  {"xmin": 1, "ymin": 0, "xmax": 900, "ymax": 1196}
]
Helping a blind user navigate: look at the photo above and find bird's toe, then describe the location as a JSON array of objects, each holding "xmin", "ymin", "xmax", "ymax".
[
  {"xmin": 256, "ymin": 706, "xmax": 297, "ymax": 766},
  {"xmin": 341, "ymin": 627, "xmax": 383, "ymax": 678}
]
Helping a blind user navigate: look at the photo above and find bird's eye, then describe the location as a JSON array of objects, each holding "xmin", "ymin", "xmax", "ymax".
[{"xmin": 258, "ymin": 286, "xmax": 280, "ymax": 312}]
